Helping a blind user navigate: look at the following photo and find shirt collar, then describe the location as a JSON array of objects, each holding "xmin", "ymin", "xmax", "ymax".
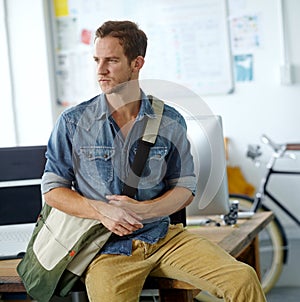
[
  {"xmin": 136, "ymin": 91, "xmax": 156, "ymax": 121},
  {"xmin": 96, "ymin": 90, "xmax": 156, "ymax": 122}
]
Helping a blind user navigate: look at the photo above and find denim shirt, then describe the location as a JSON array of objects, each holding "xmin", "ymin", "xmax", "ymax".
[{"xmin": 42, "ymin": 92, "xmax": 196, "ymax": 256}]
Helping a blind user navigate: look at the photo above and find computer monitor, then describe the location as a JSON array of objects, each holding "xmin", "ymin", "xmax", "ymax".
[
  {"xmin": 184, "ymin": 115, "xmax": 230, "ymax": 216},
  {"xmin": 0, "ymin": 145, "xmax": 47, "ymax": 182},
  {"xmin": 0, "ymin": 145, "xmax": 47, "ymax": 225}
]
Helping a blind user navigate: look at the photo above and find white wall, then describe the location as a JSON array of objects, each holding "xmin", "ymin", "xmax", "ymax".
[{"xmin": 204, "ymin": 0, "xmax": 300, "ymax": 237}]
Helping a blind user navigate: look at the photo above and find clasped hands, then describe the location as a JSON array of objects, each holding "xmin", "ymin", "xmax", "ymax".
[{"xmin": 90, "ymin": 194, "xmax": 149, "ymax": 236}]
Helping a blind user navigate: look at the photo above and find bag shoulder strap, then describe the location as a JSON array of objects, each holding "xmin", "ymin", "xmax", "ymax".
[
  {"xmin": 121, "ymin": 96, "xmax": 164, "ymax": 197},
  {"xmin": 142, "ymin": 96, "xmax": 164, "ymax": 144}
]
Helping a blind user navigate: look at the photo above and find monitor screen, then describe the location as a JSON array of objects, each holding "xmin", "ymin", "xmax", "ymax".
[
  {"xmin": 0, "ymin": 184, "xmax": 43, "ymax": 225},
  {"xmin": 0, "ymin": 145, "xmax": 47, "ymax": 181},
  {"xmin": 0, "ymin": 145, "xmax": 46, "ymax": 225}
]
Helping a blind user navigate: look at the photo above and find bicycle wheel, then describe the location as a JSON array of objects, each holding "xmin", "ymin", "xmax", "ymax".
[{"xmin": 229, "ymin": 194, "xmax": 285, "ymax": 293}]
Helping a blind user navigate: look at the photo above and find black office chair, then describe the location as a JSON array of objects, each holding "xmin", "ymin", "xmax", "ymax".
[{"xmin": 170, "ymin": 208, "xmax": 186, "ymax": 226}]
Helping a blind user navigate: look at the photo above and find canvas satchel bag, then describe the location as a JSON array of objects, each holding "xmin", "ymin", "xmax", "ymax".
[{"xmin": 17, "ymin": 203, "xmax": 111, "ymax": 301}]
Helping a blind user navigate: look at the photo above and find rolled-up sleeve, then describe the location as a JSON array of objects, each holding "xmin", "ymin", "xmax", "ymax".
[
  {"xmin": 41, "ymin": 171, "xmax": 72, "ymax": 194},
  {"xmin": 167, "ymin": 176, "xmax": 196, "ymax": 195},
  {"xmin": 42, "ymin": 113, "xmax": 75, "ymax": 194}
]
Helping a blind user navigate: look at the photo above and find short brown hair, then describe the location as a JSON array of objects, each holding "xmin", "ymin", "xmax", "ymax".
[{"xmin": 95, "ymin": 20, "xmax": 147, "ymax": 63}]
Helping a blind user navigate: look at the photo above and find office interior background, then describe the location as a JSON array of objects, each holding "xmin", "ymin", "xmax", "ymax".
[{"xmin": 0, "ymin": 0, "xmax": 299, "ymax": 294}]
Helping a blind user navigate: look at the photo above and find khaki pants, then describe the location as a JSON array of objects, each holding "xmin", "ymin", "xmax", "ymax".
[{"xmin": 85, "ymin": 224, "xmax": 266, "ymax": 302}]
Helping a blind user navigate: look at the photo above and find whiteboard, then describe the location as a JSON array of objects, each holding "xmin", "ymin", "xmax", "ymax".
[{"xmin": 50, "ymin": 0, "xmax": 234, "ymax": 106}]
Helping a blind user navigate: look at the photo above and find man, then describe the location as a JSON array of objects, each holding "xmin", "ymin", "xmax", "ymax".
[{"xmin": 42, "ymin": 21, "xmax": 266, "ymax": 301}]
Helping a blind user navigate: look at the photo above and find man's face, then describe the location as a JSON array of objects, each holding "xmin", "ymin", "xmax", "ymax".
[{"xmin": 93, "ymin": 36, "xmax": 136, "ymax": 94}]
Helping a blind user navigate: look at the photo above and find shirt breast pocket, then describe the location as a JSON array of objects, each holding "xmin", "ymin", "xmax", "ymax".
[
  {"xmin": 140, "ymin": 147, "xmax": 168, "ymax": 188},
  {"xmin": 79, "ymin": 147, "xmax": 115, "ymax": 184}
]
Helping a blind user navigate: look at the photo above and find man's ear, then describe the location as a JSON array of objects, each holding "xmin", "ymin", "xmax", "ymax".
[{"xmin": 132, "ymin": 56, "xmax": 145, "ymax": 71}]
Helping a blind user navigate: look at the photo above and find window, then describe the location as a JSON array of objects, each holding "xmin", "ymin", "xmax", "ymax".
[
  {"xmin": 0, "ymin": 0, "xmax": 53, "ymax": 147},
  {"xmin": 0, "ymin": 0, "xmax": 15, "ymax": 146}
]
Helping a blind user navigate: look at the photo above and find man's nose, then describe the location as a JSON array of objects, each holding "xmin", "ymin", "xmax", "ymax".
[{"xmin": 97, "ymin": 61, "xmax": 107, "ymax": 75}]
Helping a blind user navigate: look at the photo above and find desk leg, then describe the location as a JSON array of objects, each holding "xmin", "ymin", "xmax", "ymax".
[
  {"xmin": 237, "ymin": 236, "xmax": 261, "ymax": 280},
  {"xmin": 159, "ymin": 289, "xmax": 200, "ymax": 302}
]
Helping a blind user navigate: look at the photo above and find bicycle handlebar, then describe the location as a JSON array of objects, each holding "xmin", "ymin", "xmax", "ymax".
[
  {"xmin": 247, "ymin": 135, "xmax": 300, "ymax": 162},
  {"xmin": 286, "ymin": 144, "xmax": 300, "ymax": 151},
  {"xmin": 261, "ymin": 134, "xmax": 283, "ymax": 152},
  {"xmin": 261, "ymin": 134, "xmax": 300, "ymax": 153}
]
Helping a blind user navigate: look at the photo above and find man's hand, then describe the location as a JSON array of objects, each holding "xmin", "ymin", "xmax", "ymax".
[
  {"xmin": 44, "ymin": 187, "xmax": 143, "ymax": 236},
  {"xmin": 89, "ymin": 200, "xmax": 143, "ymax": 236},
  {"xmin": 106, "ymin": 194, "xmax": 148, "ymax": 215},
  {"xmin": 106, "ymin": 187, "xmax": 194, "ymax": 221}
]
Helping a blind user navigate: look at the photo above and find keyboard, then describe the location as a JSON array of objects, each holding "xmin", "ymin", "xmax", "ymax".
[{"xmin": 0, "ymin": 225, "xmax": 34, "ymax": 259}]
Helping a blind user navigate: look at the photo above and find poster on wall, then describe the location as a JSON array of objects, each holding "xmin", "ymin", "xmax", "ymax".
[
  {"xmin": 234, "ymin": 54, "xmax": 253, "ymax": 82},
  {"xmin": 50, "ymin": 0, "xmax": 234, "ymax": 106},
  {"xmin": 230, "ymin": 14, "xmax": 262, "ymax": 54},
  {"xmin": 51, "ymin": 0, "xmax": 98, "ymax": 106},
  {"xmin": 228, "ymin": 2, "xmax": 262, "ymax": 83}
]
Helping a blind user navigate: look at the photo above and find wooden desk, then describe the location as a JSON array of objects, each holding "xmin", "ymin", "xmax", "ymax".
[
  {"xmin": 0, "ymin": 212, "xmax": 273, "ymax": 302},
  {"xmin": 189, "ymin": 211, "xmax": 274, "ymax": 277}
]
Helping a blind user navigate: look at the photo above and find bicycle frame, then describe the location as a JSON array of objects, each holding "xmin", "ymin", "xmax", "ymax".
[
  {"xmin": 252, "ymin": 168, "xmax": 300, "ymax": 226},
  {"xmin": 250, "ymin": 139, "xmax": 300, "ymax": 226}
]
